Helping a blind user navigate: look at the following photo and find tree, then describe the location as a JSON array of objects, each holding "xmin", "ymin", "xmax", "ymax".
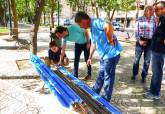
[
  {"xmin": 0, "ymin": 0, "xmax": 5, "ymax": 26},
  {"xmin": 11, "ymin": 0, "xmax": 18, "ymax": 40},
  {"xmin": 66, "ymin": 0, "xmax": 90, "ymax": 11},
  {"xmin": 44, "ymin": 0, "xmax": 58, "ymax": 28},
  {"xmin": 30, "ymin": 0, "xmax": 45, "ymax": 54},
  {"xmin": 120, "ymin": 0, "xmax": 136, "ymax": 28},
  {"xmin": 16, "ymin": 0, "xmax": 35, "ymax": 23},
  {"xmin": 97, "ymin": 0, "xmax": 120, "ymax": 21}
]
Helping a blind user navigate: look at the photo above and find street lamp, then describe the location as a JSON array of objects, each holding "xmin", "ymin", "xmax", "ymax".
[{"xmin": 7, "ymin": 0, "xmax": 12, "ymax": 35}]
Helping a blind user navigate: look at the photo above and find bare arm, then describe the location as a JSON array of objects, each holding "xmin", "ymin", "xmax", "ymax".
[
  {"xmin": 87, "ymin": 43, "xmax": 96, "ymax": 65},
  {"xmin": 104, "ymin": 23, "xmax": 115, "ymax": 46},
  {"xmin": 50, "ymin": 59, "xmax": 55, "ymax": 65},
  {"xmin": 84, "ymin": 29, "xmax": 91, "ymax": 49},
  {"xmin": 58, "ymin": 45, "xmax": 66, "ymax": 65},
  {"xmin": 84, "ymin": 29, "xmax": 90, "ymax": 42}
]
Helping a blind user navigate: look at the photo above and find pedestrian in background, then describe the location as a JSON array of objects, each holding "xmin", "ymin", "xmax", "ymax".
[
  {"xmin": 145, "ymin": 1, "xmax": 165, "ymax": 100},
  {"xmin": 132, "ymin": 6, "xmax": 157, "ymax": 83}
]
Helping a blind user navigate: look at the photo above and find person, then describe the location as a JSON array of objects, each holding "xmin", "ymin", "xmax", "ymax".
[
  {"xmin": 55, "ymin": 25, "xmax": 92, "ymax": 80},
  {"xmin": 48, "ymin": 41, "xmax": 69, "ymax": 65},
  {"xmin": 131, "ymin": 6, "xmax": 157, "ymax": 83},
  {"xmin": 145, "ymin": 1, "xmax": 165, "ymax": 100},
  {"xmin": 74, "ymin": 11, "xmax": 122, "ymax": 102}
]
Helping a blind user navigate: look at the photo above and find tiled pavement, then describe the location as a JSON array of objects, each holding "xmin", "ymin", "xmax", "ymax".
[{"xmin": 0, "ymin": 33, "xmax": 165, "ymax": 114}]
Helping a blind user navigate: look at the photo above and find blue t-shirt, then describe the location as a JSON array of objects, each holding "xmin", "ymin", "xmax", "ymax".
[{"xmin": 90, "ymin": 18, "xmax": 122, "ymax": 59}]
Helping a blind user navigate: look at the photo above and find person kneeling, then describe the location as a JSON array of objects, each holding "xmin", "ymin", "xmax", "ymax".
[{"xmin": 48, "ymin": 41, "xmax": 69, "ymax": 66}]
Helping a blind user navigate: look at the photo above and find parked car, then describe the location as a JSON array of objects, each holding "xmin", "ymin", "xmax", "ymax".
[
  {"xmin": 112, "ymin": 22, "xmax": 124, "ymax": 31},
  {"xmin": 64, "ymin": 19, "xmax": 71, "ymax": 26}
]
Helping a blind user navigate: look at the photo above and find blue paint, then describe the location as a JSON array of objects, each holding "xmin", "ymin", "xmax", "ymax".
[
  {"xmin": 30, "ymin": 54, "xmax": 82, "ymax": 108},
  {"xmin": 57, "ymin": 66, "xmax": 122, "ymax": 114}
]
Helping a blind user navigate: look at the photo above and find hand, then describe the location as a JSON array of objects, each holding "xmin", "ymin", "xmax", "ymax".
[
  {"xmin": 139, "ymin": 40, "xmax": 147, "ymax": 46},
  {"xmin": 109, "ymin": 40, "xmax": 116, "ymax": 47},
  {"xmin": 65, "ymin": 57, "xmax": 69, "ymax": 65},
  {"xmin": 164, "ymin": 39, "xmax": 165, "ymax": 44},
  {"xmin": 86, "ymin": 42, "xmax": 91, "ymax": 49},
  {"xmin": 58, "ymin": 61, "xmax": 62, "ymax": 66},
  {"xmin": 87, "ymin": 59, "xmax": 92, "ymax": 66}
]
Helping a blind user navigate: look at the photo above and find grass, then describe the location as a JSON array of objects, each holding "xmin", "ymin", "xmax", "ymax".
[{"xmin": 0, "ymin": 27, "xmax": 9, "ymax": 33}]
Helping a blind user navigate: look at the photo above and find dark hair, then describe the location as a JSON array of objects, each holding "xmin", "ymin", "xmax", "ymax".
[
  {"xmin": 75, "ymin": 11, "xmax": 90, "ymax": 23},
  {"xmin": 154, "ymin": 1, "xmax": 165, "ymax": 7},
  {"xmin": 55, "ymin": 26, "xmax": 67, "ymax": 34},
  {"xmin": 49, "ymin": 41, "xmax": 57, "ymax": 48}
]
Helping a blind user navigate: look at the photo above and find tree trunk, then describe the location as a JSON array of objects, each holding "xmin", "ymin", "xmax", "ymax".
[
  {"xmin": 144, "ymin": 0, "xmax": 148, "ymax": 6},
  {"xmin": 110, "ymin": 9, "xmax": 115, "ymax": 22},
  {"xmin": 50, "ymin": 9, "xmax": 54, "ymax": 28},
  {"xmin": 136, "ymin": 0, "xmax": 140, "ymax": 20},
  {"xmin": 0, "ymin": 2, "xmax": 5, "ymax": 26},
  {"xmin": 30, "ymin": 0, "xmax": 45, "ymax": 55},
  {"xmin": 11, "ymin": 0, "xmax": 18, "ymax": 40},
  {"xmin": 124, "ymin": 10, "xmax": 128, "ymax": 28},
  {"xmin": 43, "ymin": 10, "xmax": 46, "ymax": 25},
  {"xmin": 50, "ymin": 0, "xmax": 55, "ymax": 28},
  {"xmin": 96, "ymin": 7, "xmax": 99, "ymax": 18},
  {"xmin": 90, "ymin": 0, "xmax": 95, "ymax": 17}
]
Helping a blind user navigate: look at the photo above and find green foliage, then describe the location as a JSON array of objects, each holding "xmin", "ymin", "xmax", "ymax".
[
  {"xmin": 97, "ymin": 0, "xmax": 120, "ymax": 11},
  {"xmin": 97, "ymin": 0, "xmax": 136, "ymax": 11},
  {"xmin": 120, "ymin": 0, "xmax": 136, "ymax": 11},
  {"xmin": 0, "ymin": 27, "xmax": 9, "ymax": 33},
  {"xmin": 16, "ymin": 0, "xmax": 36, "ymax": 21},
  {"xmin": 66, "ymin": 0, "xmax": 90, "ymax": 11}
]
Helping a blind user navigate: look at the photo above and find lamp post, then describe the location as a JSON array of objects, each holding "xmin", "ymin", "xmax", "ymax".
[{"xmin": 7, "ymin": 0, "xmax": 12, "ymax": 35}]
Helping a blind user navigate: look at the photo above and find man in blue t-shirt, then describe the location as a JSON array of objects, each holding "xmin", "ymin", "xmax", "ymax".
[{"xmin": 75, "ymin": 11, "xmax": 122, "ymax": 102}]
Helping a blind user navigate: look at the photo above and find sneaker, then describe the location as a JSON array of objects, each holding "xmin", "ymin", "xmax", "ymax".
[
  {"xmin": 145, "ymin": 92, "xmax": 160, "ymax": 100},
  {"xmin": 84, "ymin": 75, "xmax": 91, "ymax": 81}
]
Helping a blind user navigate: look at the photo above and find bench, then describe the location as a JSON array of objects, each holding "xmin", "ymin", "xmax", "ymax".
[{"xmin": 30, "ymin": 54, "xmax": 122, "ymax": 114}]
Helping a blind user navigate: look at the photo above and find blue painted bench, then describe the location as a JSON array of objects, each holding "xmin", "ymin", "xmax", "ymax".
[{"xmin": 30, "ymin": 54, "xmax": 122, "ymax": 114}]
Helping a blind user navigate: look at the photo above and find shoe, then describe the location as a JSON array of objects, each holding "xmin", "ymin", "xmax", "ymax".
[
  {"xmin": 84, "ymin": 75, "xmax": 91, "ymax": 81},
  {"xmin": 145, "ymin": 92, "xmax": 160, "ymax": 100},
  {"xmin": 141, "ymin": 78, "xmax": 146, "ymax": 83},
  {"xmin": 131, "ymin": 76, "xmax": 136, "ymax": 81}
]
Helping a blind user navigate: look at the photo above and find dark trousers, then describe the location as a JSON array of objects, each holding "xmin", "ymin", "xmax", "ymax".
[
  {"xmin": 150, "ymin": 51, "xmax": 165, "ymax": 96},
  {"xmin": 73, "ymin": 43, "xmax": 91, "ymax": 77},
  {"xmin": 93, "ymin": 54, "xmax": 120, "ymax": 102},
  {"xmin": 133, "ymin": 41, "xmax": 151, "ymax": 78}
]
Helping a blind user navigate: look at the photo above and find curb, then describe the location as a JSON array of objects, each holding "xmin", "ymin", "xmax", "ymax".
[
  {"xmin": 0, "ymin": 75, "xmax": 39, "ymax": 79},
  {"xmin": 0, "ymin": 32, "xmax": 9, "ymax": 36}
]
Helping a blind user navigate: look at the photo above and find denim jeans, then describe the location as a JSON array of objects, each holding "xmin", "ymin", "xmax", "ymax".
[
  {"xmin": 133, "ymin": 41, "xmax": 151, "ymax": 78},
  {"xmin": 150, "ymin": 51, "xmax": 165, "ymax": 96},
  {"xmin": 73, "ymin": 43, "xmax": 91, "ymax": 77},
  {"xmin": 92, "ymin": 54, "xmax": 120, "ymax": 102}
]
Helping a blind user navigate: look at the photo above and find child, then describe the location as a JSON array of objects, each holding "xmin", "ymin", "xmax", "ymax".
[{"xmin": 48, "ymin": 41, "xmax": 69, "ymax": 66}]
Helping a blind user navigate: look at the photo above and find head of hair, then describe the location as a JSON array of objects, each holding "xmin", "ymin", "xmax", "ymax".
[
  {"xmin": 75, "ymin": 11, "xmax": 90, "ymax": 23},
  {"xmin": 154, "ymin": 1, "xmax": 165, "ymax": 7},
  {"xmin": 144, "ymin": 5, "xmax": 153, "ymax": 15},
  {"xmin": 49, "ymin": 41, "xmax": 57, "ymax": 48},
  {"xmin": 55, "ymin": 26, "xmax": 67, "ymax": 34}
]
